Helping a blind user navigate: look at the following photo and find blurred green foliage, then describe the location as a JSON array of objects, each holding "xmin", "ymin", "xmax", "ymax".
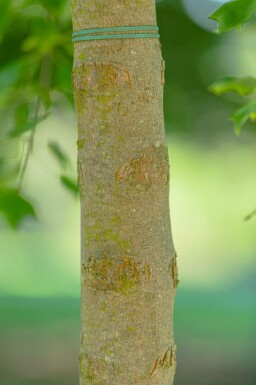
[
  {"xmin": 209, "ymin": 76, "xmax": 256, "ymax": 134},
  {"xmin": 210, "ymin": 0, "xmax": 256, "ymax": 32},
  {"xmin": 231, "ymin": 100, "xmax": 256, "ymax": 135},
  {"xmin": 209, "ymin": 0, "xmax": 256, "ymax": 135},
  {"xmin": 1, "ymin": 288, "xmax": 255, "ymax": 385},
  {"xmin": 0, "ymin": 3, "xmax": 255, "ymax": 384},
  {"xmin": 0, "ymin": 0, "xmax": 73, "ymax": 227},
  {"xmin": 60, "ymin": 175, "xmax": 79, "ymax": 196},
  {"xmin": 0, "ymin": 188, "xmax": 35, "ymax": 227},
  {"xmin": 209, "ymin": 76, "xmax": 256, "ymax": 97},
  {"xmin": 0, "ymin": 0, "xmax": 255, "ymax": 227},
  {"xmin": 48, "ymin": 141, "xmax": 71, "ymax": 169}
]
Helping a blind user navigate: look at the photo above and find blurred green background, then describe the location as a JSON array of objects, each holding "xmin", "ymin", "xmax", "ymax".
[{"xmin": 0, "ymin": 0, "xmax": 255, "ymax": 384}]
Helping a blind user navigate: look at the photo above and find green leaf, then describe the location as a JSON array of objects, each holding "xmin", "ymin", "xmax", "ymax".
[
  {"xmin": 230, "ymin": 101, "xmax": 256, "ymax": 134},
  {"xmin": 37, "ymin": 89, "xmax": 52, "ymax": 111},
  {"xmin": 0, "ymin": 61, "xmax": 22, "ymax": 90},
  {"xmin": 21, "ymin": 17, "xmax": 68, "ymax": 56},
  {"xmin": 15, "ymin": 103, "xmax": 29, "ymax": 127},
  {"xmin": 0, "ymin": 157, "xmax": 4, "ymax": 171},
  {"xmin": 11, "ymin": 112, "xmax": 50, "ymax": 137},
  {"xmin": 60, "ymin": 175, "xmax": 79, "ymax": 196},
  {"xmin": 11, "ymin": 102, "xmax": 33, "ymax": 136},
  {"xmin": 209, "ymin": 76, "xmax": 256, "ymax": 96},
  {"xmin": 244, "ymin": 207, "xmax": 256, "ymax": 221},
  {"xmin": 10, "ymin": 103, "xmax": 35, "ymax": 137},
  {"xmin": 0, "ymin": 189, "xmax": 36, "ymax": 228},
  {"xmin": 0, "ymin": 0, "xmax": 10, "ymax": 41},
  {"xmin": 11, "ymin": 121, "xmax": 37, "ymax": 137},
  {"xmin": 34, "ymin": 0, "xmax": 66, "ymax": 15},
  {"xmin": 209, "ymin": 0, "xmax": 256, "ymax": 32},
  {"xmin": 48, "ymin": 141, "xmax": 70, "ymax": 169}
]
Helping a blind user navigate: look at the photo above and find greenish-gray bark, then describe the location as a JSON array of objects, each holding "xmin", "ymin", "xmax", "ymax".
[{"xmin": 71, "ymin": 1, "xmax": 178, "ymax": 384}]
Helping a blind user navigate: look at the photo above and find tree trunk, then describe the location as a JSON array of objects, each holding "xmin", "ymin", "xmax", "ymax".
[{"xmin": 71, "ymin": 1, "xmax": 178, "ymax": 385}]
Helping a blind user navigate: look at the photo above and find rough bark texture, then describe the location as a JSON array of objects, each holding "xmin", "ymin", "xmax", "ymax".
[{"xmin": 71, "ymin": 1, "xmax": 178, "ymax": 385}]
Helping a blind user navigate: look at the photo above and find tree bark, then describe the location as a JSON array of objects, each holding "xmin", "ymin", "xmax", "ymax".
[{"xmin": 71, "ymin": 1, "xmax": 178, "ymax": 385}]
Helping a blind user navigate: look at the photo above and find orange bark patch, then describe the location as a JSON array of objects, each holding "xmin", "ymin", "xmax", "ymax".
[
  {"xmin": 72, "ymin": 62, "xmax": 132, "ymax": 94},
  {"xmin": 168, "ymin": 254, "xmax": 179, "ymax": 289},
  {"xmin": 160, "ymin": 59, "xmax": 165, "ymax": 86},
  {"xmin": 148, "ymin": 345, "xmax": 176, "ymax": 379},
  {"xmin": 115, "ymin": 145, "xmax": 169, "ymax": 188},
  {"xmin": 82, "ymin": 255, "xmax": 151, "ymax": 294}
]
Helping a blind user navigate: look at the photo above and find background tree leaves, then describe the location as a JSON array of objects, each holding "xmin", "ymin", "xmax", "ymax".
[
  {"xmin": 0, "ymin": 189, "xmax": 36, "ymax": 228},
  {"xmin": 48, "ymin": 142, "xmax": 79, "ymax": 197},
  {"xmin": 231, "ymin": 101, "xmax": 256, "ymax": 134},
  {"xmin": 60, "ymin": 175, "xmax": 79, "ymax": 197},
  {"xmin": 48, "ymin": 141, "xmax": 70, "ymax": 169},
  {"xmin": 1, "ymin": 0, "xmax": 255, "ymax": 227},
  {"xmin": 209, "ymin": 0, "xmax": 256, "ymax": 32},
  {"xmin": 0, "ymin": 0, "xmax": 73, "ymax": 227},
  {"xmin": 209, "ymin": 76, "xmax": 256, "ymax": 97},
  {"xmin": 209, "ymin": 76, "xmax": 256, "ymax": 134},
  {"xmin": 209, "ymin": 0, "xmax": 256, "ymax": 137},
  {"xmin": 0, "ymin": 0, "xmax": 11, "ymax": 42}
]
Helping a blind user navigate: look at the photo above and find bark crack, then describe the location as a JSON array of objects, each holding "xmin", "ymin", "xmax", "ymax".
[
  {"xmin": 168, "ymin": 253, "xmax": 179, "ymax": 289},
  {"xmin": 115, "ymin": 145, "xmax": 169, "ymax": 188},
  {"xmin": 148, "ymin": 345, "xmax": 177, "ymax": 379},
  {"xmin": 82, "ymin": 255, "xmax": 151, "ymax": 294}
]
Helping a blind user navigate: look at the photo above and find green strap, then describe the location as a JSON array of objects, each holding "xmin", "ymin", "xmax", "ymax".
[
  {"xmin": 72, "ymin": 25, "xmax": 159, "ymax": 37},
  {"xmin": 72, "ymin": 25, "xmax": 160, "ymax": 42},
  {"xmin": 72, "ymin": 33, "xmax": 160, "ymax": 42}
]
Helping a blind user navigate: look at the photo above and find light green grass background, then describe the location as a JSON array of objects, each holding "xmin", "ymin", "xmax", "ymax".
[
  {"xmin": 1, "ymin": 1, "xmax": 256, "ymax": 384},
  {"xmin": 0, "ymin": 112, "xmax": 255, "ymax": 385}
]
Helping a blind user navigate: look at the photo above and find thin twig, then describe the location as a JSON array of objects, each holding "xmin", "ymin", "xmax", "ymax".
[
  {"xmin": 18, "ymin": 97, "xmax": 41, "ymax": 191},
  {"xmin": 244, "ymin": 208, "xmax": 256, "ymax": 221},
  {"xmin": 18, "ymin": 55, "xmax": 52, "ymax": 192}
]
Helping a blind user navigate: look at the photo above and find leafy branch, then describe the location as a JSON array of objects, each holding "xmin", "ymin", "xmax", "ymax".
[
  {"xmin": 0, "ymin": 0, "xmax": 75, "ymax": 228},
  {"xmin": 208, "ymin": 0, "xmax": 256, "ymax": 135},
  {"xmin": 210, "ymin": 0, "xmax": 256, "ymax": 33},
  {"xmin": 209, "ymin": 0, "xmax": 256, "ymax": 220},
  {"xmin": 209, "ymin": 76, "xmax": 256, "ymax": 134}
]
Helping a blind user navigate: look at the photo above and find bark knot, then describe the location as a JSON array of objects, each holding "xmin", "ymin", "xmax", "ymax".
[
  {"xmin": 168, "ymin": 253, "xmax": 179, "ymax": 289},
  {"xmin": 115, "ymin": 145, "xmax": 169, "ymax": 189},
  {"xmin": 72, "ymin": 62, "xmax": 132, "ymax": 95},
  {"xmin": 82, "ymin": 255, "xmax": 151, "ymax": 294},
  {"xmin": 148, "ymin": 345, "xmax": 177, "ymax": 379}
]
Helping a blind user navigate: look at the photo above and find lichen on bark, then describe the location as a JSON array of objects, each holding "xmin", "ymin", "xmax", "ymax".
[{"xmin": 82, "ymin": 254, "xmax": 151, "ymax": 294}]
